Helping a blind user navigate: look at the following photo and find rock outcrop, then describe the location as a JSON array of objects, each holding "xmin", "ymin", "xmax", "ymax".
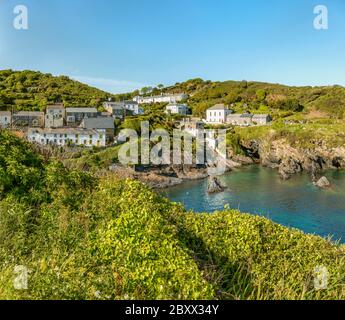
[
  {"xmin": 278, "ymin": 157, "xmax": 302, "ymax": 180},
  {"xmin": 208, "ymin": 176, "xmax": 226, "ymax": 194},
  {"xmin": 242, "ymin": 138, "xmax": 345, "ymax": 178},
  {"xmin": 313, "ymin": 176, "xmax": 331, "ymax": 189}
]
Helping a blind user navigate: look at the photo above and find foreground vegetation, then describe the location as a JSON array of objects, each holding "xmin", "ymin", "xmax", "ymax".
[{"xmin": 0, "ymin": 131, "xmax": 344, "ymax": 300}]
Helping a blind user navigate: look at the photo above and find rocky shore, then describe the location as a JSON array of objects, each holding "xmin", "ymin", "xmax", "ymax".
[
  {"xmin": 242, "ymin": 138, "xmax": 345, "ymax": 180},
  {"xmin": 108, "ymin": 138, "xmax": 345, "ymax": 189}
]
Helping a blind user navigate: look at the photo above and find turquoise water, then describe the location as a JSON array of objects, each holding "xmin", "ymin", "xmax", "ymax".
[{"xmin": 164, "ymin": 166, "xmax": 345, "ymax": 243}]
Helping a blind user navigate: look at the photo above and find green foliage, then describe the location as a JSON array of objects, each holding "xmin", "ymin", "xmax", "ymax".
[
  {"xmin": 0, "ymin": 131, "xmax": 345, "ymax": 300},
  {"xmin": 0, "ymin": 131, "xmax": 44, "ymax": 201},
  {"xmin": 0, "ymin": 70, "xmax": 113, "ymax": 111},
  {"xmin": 118, "ymin": 78, "xmax": 345, "ymax": 119}
]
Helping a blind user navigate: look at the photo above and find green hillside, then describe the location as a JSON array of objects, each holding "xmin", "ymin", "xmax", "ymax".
[
  {"xmin": 0, "ymin": 70, "xmax": 114, "ymax": 111},
  {"xmin": 0, "ymin": 131, "xmax": 344, "ymax": 300},
  {"xmin": 125, "ymin": 78, "xmax": 345, "ymax": 119},
  {"xmin": 2, "ymin": 70, "xmax": 345, "ymax": 120}
]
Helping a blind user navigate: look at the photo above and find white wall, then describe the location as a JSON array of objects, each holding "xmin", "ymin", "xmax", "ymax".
[{"xmin": 28, "ymin": 129, "xmax": 106, "ymax": 147}]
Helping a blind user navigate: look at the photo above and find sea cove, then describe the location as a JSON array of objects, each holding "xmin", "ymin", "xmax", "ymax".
[{"xmin": 164, "ymin": 165, "xmax": 345, "ymax": 243}]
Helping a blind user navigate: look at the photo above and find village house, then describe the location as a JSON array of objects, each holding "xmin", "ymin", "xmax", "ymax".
[
  {"xmin": 27, "ymin": 127, "xmax": 106, "ymax": 147},
  {"xmin": 65, "ymin": 107, "xmax": 98, "ymax": 126},
  {"xmin": 206, "ymin": 104, "xmax": 233, "ymax": 124},
  {"xmin": 12, "ymin": 111, "xmax": 45, "ymax": 127},
  {"xmin": 103, "ymin": 101, "xmax": 126, "ymax": 119},
  {"xmin": 133, "ymin": 93, "xmax": 188, "ymax": 104},
  {"xmin": 227, "ymin": 113, "xmax": 253, "ymax": 126},
  {"xmin": 252, "ymin": 114, "xmax": 272, "ymax": 125},
  {"xmin": 124, "ymin": 100, "xmax": 144, "ymax": 115},
  {"xmin": 227, "ymin": 113, "xmax": 272, "ymax": 126},
  {"xmin": 165, "ymin": 103, "xmax": 189, "ymax": 116},
  {"xmin": 103, "ymin": 100, "xmax": 143, "ymax": 117},
  {"xmin": 45, "ymin": 103, "xmax": 65, "ymax": 128},
  {"xmin": 80, "ymin": 117, "xmax": 115, "ymax": 142},
  {"xmin": 0, "ymin": 111, "xmax": 11, "ymax": 128}
]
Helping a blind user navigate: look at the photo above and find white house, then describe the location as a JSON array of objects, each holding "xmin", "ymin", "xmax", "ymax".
[
  {"xmin": 133, "ymin": 93, "xmax": 188, "ymax": 104},
  {"xmin": 0, "ymin": 111, "xmax": 11, "ymax": 128},
  {"xmin": 28, "ymin": 127, "xmax": 106, "ymax": 147},
  {"xmin": 165, "ymin": 103, "xmax": 189, "ymax": 115},
  {"xmin": 124, "ymin": 100, "xmax": 144, "ymax": 115},
  {"xmin": 206, "ymin": 104, "xmax": 232, "ymax": 124}
]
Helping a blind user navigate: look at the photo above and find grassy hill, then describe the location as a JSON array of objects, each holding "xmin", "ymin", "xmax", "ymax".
[
  {"xmin": 124, "ymin": 78, "xmax": 345, "ymax": 119},
  {"xmin": 0, "ymin": 70, "xmax": 115, "ymax": 111},
  {"xmin": 0, "ymin": 131, "xmax": 344, "ymax": 300},
  {"xmin": 2, "ymin": 70, "xmax": 345, "ymax": 120}
]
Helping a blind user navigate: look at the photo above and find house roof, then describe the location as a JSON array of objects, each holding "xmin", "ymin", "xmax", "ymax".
[
  {"xmin": 28, "ymin": 127, "xmax": 103, "ymax": 135},
  {"xmin": 137, "ymin": 93, "xmax": 188, "ymax": 100},
  {"xmin": 252, "ymin": 114, "xmax": 270, "ymax": 118},
  {"xmin": 47, "ymin": 104, "xmax": 64, "ymax": 110},
  {"xmin": 124, "ymin": 100, "xmax": 138, "ymax": 105},
  {"xmin": 208, "ymin": 104, "xmax": 228, "ymax": 111},
  {"xmin": 227, "ymin": 113, "xmax": 253, "ymax": 118},
  {"xmin": 14, "ymin": 111, "xmax": 44, "ymax": 117},
  {"xmin": 66, "ymin": 108, "xmax": 98, "ymax": 113},
  {"xmin": 81, "ymin": 117, "xmax": 115, "ymax": 130}
]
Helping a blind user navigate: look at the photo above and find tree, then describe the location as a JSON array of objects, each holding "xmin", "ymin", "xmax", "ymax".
[{"xmin": 256, "ymin": 89, "xmax": 267, "ymax": 102}]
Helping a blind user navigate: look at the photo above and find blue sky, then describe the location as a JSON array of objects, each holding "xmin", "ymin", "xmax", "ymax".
[{"xmin": 0, "ymin": 0, "xmax": 344, "ymax": 93}]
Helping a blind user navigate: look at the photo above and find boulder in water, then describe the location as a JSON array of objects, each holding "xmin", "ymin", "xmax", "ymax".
[
  {"xmin": 313, "ymin": 176, "xmax": 331, "ymax": 189},
  {"xmin": 208, "ymin": 176, "xmax": 226, "ymax": 194}
]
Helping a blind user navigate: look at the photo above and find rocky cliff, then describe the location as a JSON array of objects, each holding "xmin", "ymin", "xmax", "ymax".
[{"xmin": 238, "ymin": 137, "xmax": 345, "ymax": 180}]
